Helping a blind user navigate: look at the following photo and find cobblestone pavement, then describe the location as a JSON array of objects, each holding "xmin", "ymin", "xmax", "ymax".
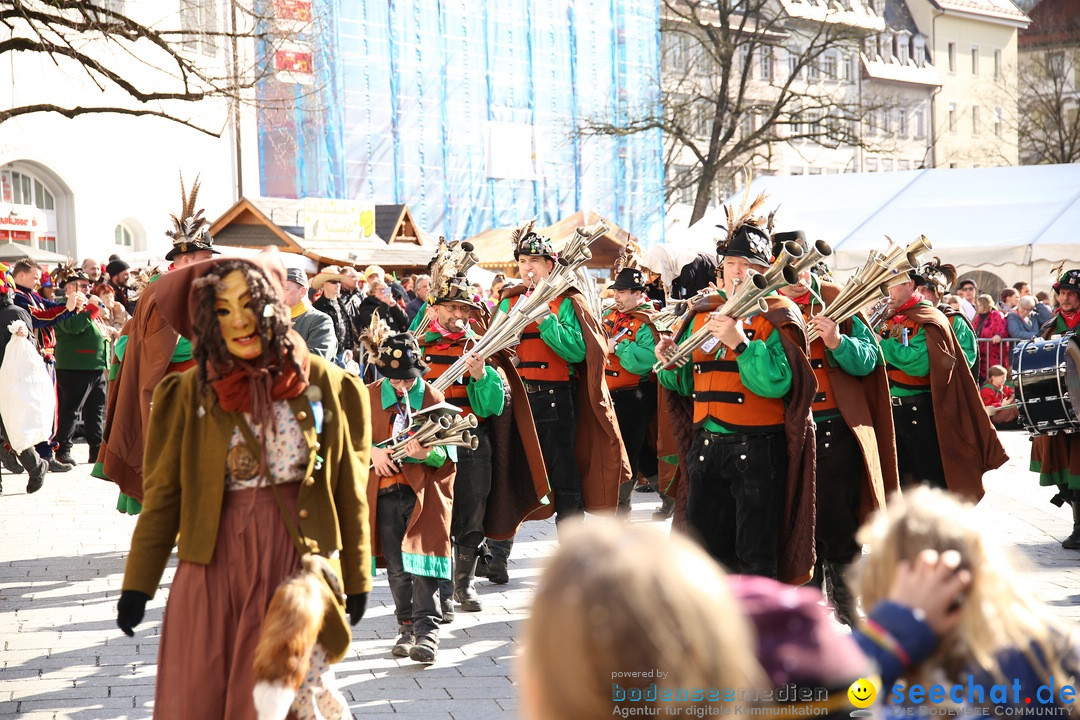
[{"xmin": 1, "ymin": 430, "xmax": 1077, "ymax": 719}]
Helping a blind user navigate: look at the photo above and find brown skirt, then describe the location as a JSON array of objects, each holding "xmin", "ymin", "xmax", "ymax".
[{"xmin": 154, "ymin": 483, "xmax": 301, "ymax": 720}]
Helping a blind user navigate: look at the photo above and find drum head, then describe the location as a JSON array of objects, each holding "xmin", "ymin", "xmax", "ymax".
[{"xmin": 1067, "ymin": 334, "xmax": 1080, "ymax": 421}]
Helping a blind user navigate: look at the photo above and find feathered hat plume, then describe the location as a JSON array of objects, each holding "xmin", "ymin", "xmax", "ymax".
[
  {"xmin": 166, "ymin": 174, "xmax": 208, "ymax": 244},
  {"xmin": 716, "ymin": 191, "xmax": 770, "ymax": 254},
  {"xmin": 613, "ymin": 232, "xmax": 642, "ymax": 275},
  {"xmin": 358, "ymin": 311, "xmax": 392, "ymax": 360}
]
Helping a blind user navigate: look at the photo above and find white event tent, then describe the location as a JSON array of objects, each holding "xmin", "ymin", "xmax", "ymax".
[{"xmin": 674, "ymin": 165, "xmax": 1080, "ymax": 294}]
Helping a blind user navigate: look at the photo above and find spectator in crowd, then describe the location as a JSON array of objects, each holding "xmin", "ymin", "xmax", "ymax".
[
  {"xmin": 1014, "ymin": 281, "xmax": 1032, "ymax": 297},
  {"xmin": 342, "ymin": 348, "xmax": 361, "ymax": 376},
  {"xmin": 337, "ymin": 265, "xmax": 365, "ymax": 339},
  {"xmin": 405, "ymin": 274, "xmax": 430, "ymax": 321},
  {"xmin": 520, "ymin": 521, "xmax": 766, "ymax": 720},
  {"xmin": 853, "ymin": 487, "xmax": 1080, "ymax": 707},
  {"xmin": 38, "ymin": 271, "xmax": 56, "ymax": 301},
  {"xmin": 106, "ymin": 259, "xmax": 136, "ymax": 314},
  {"xmin": 364, "ymin": 264, "xmax": 386, "ymax": 287},
  {"xmin": 953, "ymin": 279, "xmax": 978, "ymax": 321},
  {"xmin": 973, "ymin": 294, "xmax": 1008, "ymax": 382},
  {"xmin": 401, "ymin": 275, "xmax": 415, "ymax": 299},
  {"xmin": 282, "ymin": 268, "xmax": 337, "ymax": 360},
  {"xmin": 1007, "ymin": 296, "xmax": 1040, "ymax": 340},
  {"xmin": 390, "ymin": 282, "xmax": 409, "ymax": 313},
  {"xmin": 1034, "ymin": 291, "xmax": 1054, "ymax": 328},
  {"xmin": 92, "ymin": 283, "xmax": 129, "ymax": 337},
  {"xmin": 360, "ymin": 278, "xmax": 409, "ymax": 333},
  {"xmin": 10, "ymin": 259, "xmax": 77, "ymax": 472},
  {"xmin": 0, "ymin": 267, "xmax": 49, "ymax": 494},
  {"xmin": 82, "ymin": 258, "xmax": 101, "ymax": 284},
  {"xmin": 311, "ymin": 266, "xmax": 353, "ymax": 366},
  {"xmin": 980, "ymin": 364, "xmax": 1019, "ymax": 428},
  {"xmin": 639, "ymin": 244, "xmax": 718, "ymax": 300},
  {"xmin": 999, "ymin": 287, "xmax": 1019, "ymax": 313},
  {"xmin": 943, "ymin": 294, "xmax": 962, "ymax": 314},
  {"xmin": 488, "ymin": 273, "xmax": 507, "ymax": 310},
  {"xmin": 53, "ymin": 269, "xmax": 109, "ymax": 466}
]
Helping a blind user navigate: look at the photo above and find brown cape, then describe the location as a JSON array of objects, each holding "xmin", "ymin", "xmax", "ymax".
[
  {"xmin": 366, "ymin": 380, "xmax": 455, "ymax": 577},
  {"xmin": 501, "ymin": 285, "xmax": 631, "ymax": 512},
  {"xmin": 907, "ymin": 303, "xmax": 1008, "ymax": 501},
  {"xmin": 817, "ymin": 282, "xmax": 900, "ymax": 520},
  {"xmin": 95, "ymin": 281, "xmax": 185, "ymax": 502},
  {"xmin": 416, "ymin": 323, "xmax": 550, "ymax": 538},
  {"xmin": 664, "ymin": 293, "xmax": 818, "ymax": 585}
]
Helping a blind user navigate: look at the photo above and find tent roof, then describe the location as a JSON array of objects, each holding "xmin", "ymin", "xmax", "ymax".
[
  {"xmin": 466, "ymin": 209, "xmax": 637, "ymax": 272},
  {"xmin": 208, "ymin": 197, "xmax": 436, "ymax": 270},
  {"xmin": 712, "ymin": 165, "xmax": 1080, "ymax": 272}
]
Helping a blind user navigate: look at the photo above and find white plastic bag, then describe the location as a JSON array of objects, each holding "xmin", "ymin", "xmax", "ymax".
[{"xmin": 0, "ymin": 320, "xmax": 55, "ymax": 453}]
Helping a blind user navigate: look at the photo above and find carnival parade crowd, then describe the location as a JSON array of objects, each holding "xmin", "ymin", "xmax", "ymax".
[{"xmin": 1, "ymin": 180, "xmax": 1079, "ymax": 720}]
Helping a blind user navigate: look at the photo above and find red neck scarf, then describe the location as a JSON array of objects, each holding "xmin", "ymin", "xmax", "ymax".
[
  {"xmin": 891, "ymin": 291, "xmax": 924, "ymax": 324},
  {"xmin": 1058, "ymin": 307, "xmax": 1080, "ymax": 330},
  {"xmin": 211, "ymin": 335, "xmax": 311, "ymax": 420}
]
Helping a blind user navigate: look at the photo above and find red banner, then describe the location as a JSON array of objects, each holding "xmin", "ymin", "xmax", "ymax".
[
  {"xmin": 274, "ymin": 0, "xmax": 311, "ymax": 22},
  {"xmin": 275, "ymin": 48, "xmax": 313, "ymax": 76}
]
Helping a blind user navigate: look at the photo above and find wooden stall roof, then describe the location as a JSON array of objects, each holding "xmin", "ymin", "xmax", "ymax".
[
  {"xmin": 465, "ymin": 210, "xmax": 637, "ymax": 275},
  {"xmin": 208, "ymin": 197, "xmax": 435, "ymax": 270}
]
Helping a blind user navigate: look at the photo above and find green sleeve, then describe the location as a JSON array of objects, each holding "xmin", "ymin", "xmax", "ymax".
[
  {"xmin": 465, "ymin": 365, "xmax": 506, "ymax": 418},
  {"xmin": 537, "ymin": 297, "xmax": 586, "ymax": 363},
  {"xmin": 55, "ymin": 310, "xmax": 93, "ymax": 334},
  {"xmin": 656, "ymin": 324, "xmax": 694, "ymax": 396},
  {"xmin": 952, "ymin": 315, "xmax": 977, "ymax": 367},
  {"xmin": 615, "ymin": 323, "xmax": 657, "ymax": 376},
  {"xmin": 408, "ymin": 303, "xmax": 428, "ymax": 333},
  {"xmin": 404, "ymin": 443, "xmax": 449, "ymax": 468},
  {"xmin": 497, "ymin": 298, "xmax": 510, "ymax": 314},
  {"xmin": 737, "ymin": 330, "xmax": 791, "ymax": 398},
  {"xmin": 880, "ymin": 326, "xmax": 929, "ymax": 376},
  {"xmin": 826, "ymin": 316, "xmax": 881, "ymax": 377},
  {"xmin": 113, "ymin": 333, "xmax": 129, "ymax": 362}
]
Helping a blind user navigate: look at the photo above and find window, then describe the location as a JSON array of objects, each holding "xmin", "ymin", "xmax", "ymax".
[
  {"xmin": 897, "ymin": 109, "xmax": 907, "ymax": 137},
  {"xmin": 808, "ymin": 167, "xmax": 822, "ymax": 175},
  {"xmin": 866, "ymin": 158, "xmax": 879, "ymax": 172},
  {"xmin": 741, "ymin": 45, "xmax": 753, "ymax": 79},
  {"xmin": 915, "ymin": 108, "xmax": 926, "ymax": 138},
  {"xmin": 881, "ymin": 110, "xmax": 891, "ymax": 135},
  {"xmin": 809, "ymin": 59, "xmax": 821, "ymax": 81},
  {"xmin": 672, "ymin": 166, "xmax": 696, "ymax": 205},
  {"xmin": 788, "ymin": 52, "xmax": 800, "ymax": 79},
  {"xmin": 914, "ymin": 37, "xmax": 926, "ymax": 67},
  {"xmin": 947, "ymin": 42, "xmax": 956, "ymax": 72},
  {"xmin": 881, "ymin": 159, "xmax": 893, "ymax": 172},
  {"xmin": 114, "ymin": 223, "xmax": 134, "ymax": 247},
  {"xmin": 761, "ymin": 48, "xmax": 773, "ymax": 81},
  {"xmin": 994, "ymin": 106, "xmax": 1003, "ymax": 137},
  {"xmin": 740, "ymin": 112, "xmax": 755, "ymax": 140},
  {"xmin": 2, "ymin": 169, "xmax": 53, "ymax": 210},
  {"xmin": 790, "ymin": 167, "xmax": 805, "ymax": 176},
  {"xmin": 972, "ymin": 105, "xmax": 980, "ymax": 135},
  {"xmin": 994, "ymin": 49, "xmax": 1002, "ymax": 80},
  {"xmin": 843, "ymin": 53, "xmax": 855, "ymax": 82},
  {"xmin": 948, "ymin": 103, "xmax": 957, "ymax": 133},
  {"xmin": 899, "ymin": 160, "xmax": 911, "ymax": 170},
  {"xmin": 971, "ymin": 46, "xmax": 979, "ymax": 75},
  {"xmin": 897, "ymin": 35, "xmax": 909, "ymax": 64},
  {"xmin": 1047, "ymin": 51, "xmax": 1066, "ymax": 77},
  {"xmin": 181, "ymin": 0, "xmax": 218, "ymax": 56},
  {"xmin": 823, "ymin": 53, "xmax": 837, "ymax": 80}
]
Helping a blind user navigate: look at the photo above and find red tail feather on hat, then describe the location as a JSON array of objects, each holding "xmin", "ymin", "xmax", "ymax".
[{"xmin": 251, "ymin": 556, "xmax": 334, "ymax": 720}]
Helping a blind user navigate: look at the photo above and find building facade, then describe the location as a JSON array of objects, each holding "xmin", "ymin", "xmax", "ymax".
[
  {"xmin": 258, "ymin": 0, "xmax": 666, "ymax": 244},
  {"xmin": 0, "ymin": 1, "xmax": 256, "ymax": 262}
]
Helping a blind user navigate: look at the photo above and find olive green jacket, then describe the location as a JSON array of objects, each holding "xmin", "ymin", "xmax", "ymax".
[{"xmin": 122, "ymin": 356, "xmax": 373, "ymax": 597}]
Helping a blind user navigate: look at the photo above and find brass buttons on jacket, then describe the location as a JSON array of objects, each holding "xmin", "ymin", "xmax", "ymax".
[
  {"xmin": 298, "ymin": 410, "xmax": 309, "ymax": 421},
  {"xmin": 298, "ymin": 509, "xmax": 310, "ymax": 519},
  {"xmin": 304, "ymin": 477, "xmax": 315, "ymax": 487}
]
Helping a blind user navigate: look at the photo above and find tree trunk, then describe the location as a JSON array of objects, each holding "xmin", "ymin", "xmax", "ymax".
[{"xmin": 689, "ymin": 169, "xmax": 715, "ymax": 224}]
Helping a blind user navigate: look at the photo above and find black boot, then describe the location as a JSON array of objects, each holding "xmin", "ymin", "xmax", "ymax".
[
  {"xmin": 453, "ymin": 546, "xmax": 483, "ymax": 612},
  {"xmin": 475, "ymin": 540, "xmax": 492, "ymax": 578},
  {"xmin": 21, "ymin": 449, "xmax": 47, "ymax": 494},
  {"xmin": 438, "ymin": 578, "xmax": 454, "ymax": 624},
  {"xmin": 486, "ymin": 538, "xmax": 513, "ymax": 585},
  {"xmin": 1063, "ymin": 502, "xmax": 1080, "ymax": 550},
  {"xmin": 825, "ymin": 561, "xmax": 859, "ymax": 627},
  {"xmin": 0, "ymin": 445, "xmax": 24, "ymax": 475},
  {"xmin": 617, "ymin": 479, "xmax": 634, "ymax": 517}
]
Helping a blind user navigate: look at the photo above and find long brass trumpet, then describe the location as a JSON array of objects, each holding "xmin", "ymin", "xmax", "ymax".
[
  {"xmin": 652, "ymin": 241, "xmax": 807, "ymax": 371},
  {"xmin": 805, "ymin": 235, "xmax": 931, "ymax": 343},
  {"xmin": 383, "ymin": 411, "xmax": 480, "ymax": 462},
  {"xmin": 430, "ymin": 224, "xmax": 608, "ymax": 393}
]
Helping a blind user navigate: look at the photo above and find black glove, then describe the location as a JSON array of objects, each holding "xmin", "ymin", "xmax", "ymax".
[
  {"xmin": 116, "ymin": 590, "xmax": 150, "ymax": 637},
  {"xmin": 345, "ymin": 593, "xmax": 368, "ymax": 626}
]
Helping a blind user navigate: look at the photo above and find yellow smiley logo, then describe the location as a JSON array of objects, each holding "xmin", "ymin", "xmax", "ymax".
[{"xmin": 848, "ymin": 678, "xmax": 877, "ymax": 708}]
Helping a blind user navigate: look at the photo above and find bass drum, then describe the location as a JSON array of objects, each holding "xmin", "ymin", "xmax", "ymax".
[{"xmin": 1011, "ymin": 333, "xmax": 1080, "ymax": 435}]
